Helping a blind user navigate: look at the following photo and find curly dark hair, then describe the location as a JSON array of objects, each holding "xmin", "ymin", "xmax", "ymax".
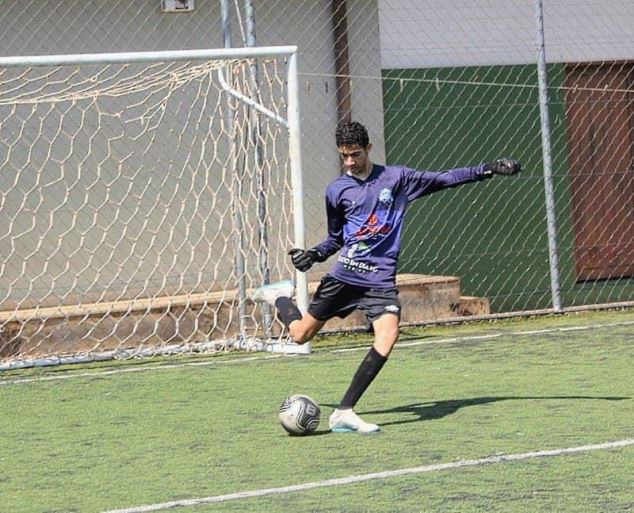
[{"xmin": 335, "ymin": 121, "xmax": 370, "ymax": 148}]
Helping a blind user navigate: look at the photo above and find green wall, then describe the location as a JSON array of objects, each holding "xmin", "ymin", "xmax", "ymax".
[{"xmin": 382, "ymin": 64, "xmax": 632, "ymax": 313}]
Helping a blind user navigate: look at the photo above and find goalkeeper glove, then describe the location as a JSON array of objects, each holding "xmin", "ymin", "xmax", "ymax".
[
  {"xmin": 288, "ymin": 248, "xmax": 325, "ymax": 272},
  {"xmin": 484, "ymin": 158, "xmax": 522, "ymax": 176}
]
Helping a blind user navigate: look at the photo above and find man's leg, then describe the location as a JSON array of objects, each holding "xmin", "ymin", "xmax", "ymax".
[
  {"xmin": 329, "ymin": 313, "xmax": 399, "ymax": 434},
  {"xmin": 252, "ymin": 280, "xmax": 325, "ymax": 344},
  {"xmin": 370, "ymin": 312, "xmax": 400, "ymax": 357},
  {"xmin": 276, "ymin": 296, "xmax": 325, "ymax": 344}
]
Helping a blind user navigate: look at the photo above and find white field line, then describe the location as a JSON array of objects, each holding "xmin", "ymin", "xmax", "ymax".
[
  {"xmin": 102, "ymin": 438, "xmax": 634, "ymax": 513},
  {"xmin": 1, "ymin": 319, "xmax": 633, "ymax": 386},
  {"xmin": 0, "ymin": 354, "xmax": 287, "ymax": 386},
  {"xmin": 332, "ymin": 319, "xmax": 634, "ymax": 353}
]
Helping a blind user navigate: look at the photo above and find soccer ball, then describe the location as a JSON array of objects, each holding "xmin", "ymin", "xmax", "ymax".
[{"xmin": 278, "ymin": 394, "xmax": 321, "ymax": 436}]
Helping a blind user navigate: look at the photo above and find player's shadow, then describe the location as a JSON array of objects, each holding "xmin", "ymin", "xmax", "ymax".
[{"xmin": 352, "ymin": 395, "xmax": 629, "ymax": 427}]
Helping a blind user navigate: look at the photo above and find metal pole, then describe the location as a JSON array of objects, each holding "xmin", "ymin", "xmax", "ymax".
[
  {"xmin": 221, "ymin": 0, "xmax": 249, "ymax": 341},
  {"xmin": 244, "ymin": 0, "xmax": 273, "ymax": 336},
  {"xmin": 287, "ymin": 51, "xmax": 311, "ymax": 354},
  {"xmin": 535, "ymin": 0, "xmax": 563, "ymax": 312},
  {"xmin": 0, "ymin": 46, "xmax": 297, "ymax": 68}
]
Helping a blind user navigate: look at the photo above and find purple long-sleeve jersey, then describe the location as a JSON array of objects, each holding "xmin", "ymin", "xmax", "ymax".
[{"xmin": 312, "ymin": 163, "xmax": 490, "ymax": 288}]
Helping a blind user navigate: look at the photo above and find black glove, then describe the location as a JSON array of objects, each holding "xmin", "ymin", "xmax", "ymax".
[
  {"xmin": 486, "ymin": 158, "xmax": 522, "ymax": 176},
  {"xmin": 288, "ymin": 248, "xmax": 325, "ymax": 272}
]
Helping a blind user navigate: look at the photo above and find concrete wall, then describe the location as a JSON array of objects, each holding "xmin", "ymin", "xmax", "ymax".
[{"xmin": 0, "ymin": 0, "xmax": 385, "ymax": 307}]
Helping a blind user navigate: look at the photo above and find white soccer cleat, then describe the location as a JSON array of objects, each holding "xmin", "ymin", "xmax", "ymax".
[
  {"xmin": 329, "ymin": 408, "xmax": 380, "ymax": 434},
  {"xmin": 251, "ymin": 279, "xmax": 295, "ymax": 306}
]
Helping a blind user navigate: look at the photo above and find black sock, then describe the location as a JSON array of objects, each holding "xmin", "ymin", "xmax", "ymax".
[
  {"xmin": 338, "ymin": 347, "xmax": 388, "ymax": 409},
  {"xmin": 274, "ymin": 296, "xmax": 303, "ymax": 328}
]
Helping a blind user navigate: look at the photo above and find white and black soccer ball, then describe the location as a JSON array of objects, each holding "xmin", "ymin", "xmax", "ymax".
[{"xmin": 278, "ymin": 394, "xmax": 321, "ymax": 436}]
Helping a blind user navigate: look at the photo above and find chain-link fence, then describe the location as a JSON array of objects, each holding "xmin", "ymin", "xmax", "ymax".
[
  {"xmin": 0, "ymin": 0, "xmax": 632, "ymax": 367},
  {"xmin": 380, "ymin": 0, "xmax": 634, "ymax": 315}
]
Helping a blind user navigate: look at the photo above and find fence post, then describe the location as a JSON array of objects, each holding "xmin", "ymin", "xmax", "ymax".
[
  {"xmin": 220, "ymin": 0, "xmax": 249, "ymax": 341},
  {"xmin": 535, "ymin": 0, "xmax": 563, "ymax": 312}
]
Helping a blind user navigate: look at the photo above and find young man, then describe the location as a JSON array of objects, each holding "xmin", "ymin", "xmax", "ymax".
[{"xmin": 253, "ymin": 121, "xmax": 521, "ymax": 434}]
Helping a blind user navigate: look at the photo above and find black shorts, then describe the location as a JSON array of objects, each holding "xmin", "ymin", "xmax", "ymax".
[{"xmin": 307, "ymin": 274, "xmax": 401, "ymax": 323}]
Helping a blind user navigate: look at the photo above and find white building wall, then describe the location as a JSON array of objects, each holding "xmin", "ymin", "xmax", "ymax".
[{"xmin": 379, "ymin": 0, "xmax": 634, "ymax": 69}]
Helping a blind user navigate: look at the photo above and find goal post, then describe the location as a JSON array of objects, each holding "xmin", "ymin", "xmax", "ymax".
[{"xmin": 0, "ymin": 46, "xmax": 310, "ymax": 369}]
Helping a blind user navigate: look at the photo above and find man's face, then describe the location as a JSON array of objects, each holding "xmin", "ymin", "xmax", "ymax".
[{"xmin": 338, "ymin": 144, "xmax": 372, "ymax": 175}]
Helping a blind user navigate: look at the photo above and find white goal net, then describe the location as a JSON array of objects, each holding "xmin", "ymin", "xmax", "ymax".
[{"xmin": 0, "ymin": 47, "xmax": 307, "ymax": 369}]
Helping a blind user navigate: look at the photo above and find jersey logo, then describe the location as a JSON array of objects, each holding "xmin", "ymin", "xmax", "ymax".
[
  {"xmin": 355, "ymin": 212, "xmax": 391, "ymax": 239},
  {"xmin": 379, "ymin": 188, "xmax": 393, "ymax": 205},
  {"xmin": 347, "ymin": 241, "xmax": 370, "ymax": 257}
]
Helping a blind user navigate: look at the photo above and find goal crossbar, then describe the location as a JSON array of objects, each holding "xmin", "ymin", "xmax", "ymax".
[{"xmin": 0, "ymin": 46, "xmax": 298, "ymax": 69}]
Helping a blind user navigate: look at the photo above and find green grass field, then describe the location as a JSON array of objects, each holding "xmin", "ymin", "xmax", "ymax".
[{"xmin": 1, "ymin": 309, "xmax": 633, "ymax": 513}]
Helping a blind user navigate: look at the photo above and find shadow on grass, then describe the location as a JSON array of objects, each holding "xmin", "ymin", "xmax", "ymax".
[{"xmin": 324, "ymin": 395, "xmax": 630, "ymax": 427}]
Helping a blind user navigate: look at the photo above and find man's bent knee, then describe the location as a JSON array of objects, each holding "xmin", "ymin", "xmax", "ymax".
[
  {"xmin": 288, "ymin": 323, "xmax": 317, "ymax": 344},
  {"xmin": 288, "ymin": 315, "xmax": 324, "ymax": 344}
]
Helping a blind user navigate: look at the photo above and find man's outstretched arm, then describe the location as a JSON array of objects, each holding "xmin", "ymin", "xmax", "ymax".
[{"xmin": 404, "ymin": 158, "xmax": 522, "ymax": 199}]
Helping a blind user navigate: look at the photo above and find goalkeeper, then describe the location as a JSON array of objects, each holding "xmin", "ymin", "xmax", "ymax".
[{"xmin": 253, "ymin": 121, "xmax": 521, "ymax": 434}]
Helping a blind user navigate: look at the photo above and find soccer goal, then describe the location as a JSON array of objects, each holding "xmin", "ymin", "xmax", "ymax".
[{"xmin": 0, "ymin": 46, "xmax": 310, "ymax": 370}]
